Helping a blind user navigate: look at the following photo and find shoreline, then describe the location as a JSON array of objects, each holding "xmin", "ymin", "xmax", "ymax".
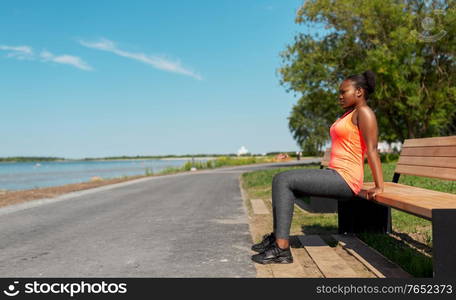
[
  {"xmin": 0, "ymin": 157, "xmax": 217, "ymax": 163},
  {"xmin": 0, "ymin": 175, "xmax": 149, "ymax": 209},
  {"xmin": 159, "ymin": 157, "xmax": 216, "ymax": 160}
]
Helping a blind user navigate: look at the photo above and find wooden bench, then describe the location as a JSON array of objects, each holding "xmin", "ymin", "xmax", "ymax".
[
  {"xmin": 320, "ymin": 147, "xmax": 332, "ymax": 168},
  {"xmin": 338, "ymin": 135, "xmax": 456, "ymax": 278}
]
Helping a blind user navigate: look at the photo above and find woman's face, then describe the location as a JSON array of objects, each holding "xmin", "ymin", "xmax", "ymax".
[{"xmin": 338, "ymin": 80, "xmax": 362, "ymax": 109}]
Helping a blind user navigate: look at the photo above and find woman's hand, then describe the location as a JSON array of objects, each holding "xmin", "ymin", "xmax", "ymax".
[{"xmin": 366, "ymin": 187, "xmax": 383, "ymax": 200}]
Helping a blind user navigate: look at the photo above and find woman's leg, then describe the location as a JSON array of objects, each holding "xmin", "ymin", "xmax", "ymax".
[{"xmin": 272, "ymin": 168, "xmax": 354, "ymax": 248}]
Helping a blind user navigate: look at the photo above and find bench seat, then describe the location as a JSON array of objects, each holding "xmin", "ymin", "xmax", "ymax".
[{"xmin": 359, "ymin": 182, "xmax": 456, "ymax": 220}]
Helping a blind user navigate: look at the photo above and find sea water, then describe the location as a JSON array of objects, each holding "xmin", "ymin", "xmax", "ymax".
[{"xmin": 0, "ymin": 159, "xmax": 207, "ymax": 191}]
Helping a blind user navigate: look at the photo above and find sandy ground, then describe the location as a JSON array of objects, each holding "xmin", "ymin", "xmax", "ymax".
[{"xmin": 0, "ymin": 175, "xmax": 148, "ymax": 208}]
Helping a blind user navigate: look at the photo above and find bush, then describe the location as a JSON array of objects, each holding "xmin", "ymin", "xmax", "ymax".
[
  {"xmin": 145, "ymin": 168, "xmax": 154, "ymax": 176},
  {"xmin": 380, "ymin": 152, "xmax": 400, "ymax": 163}
]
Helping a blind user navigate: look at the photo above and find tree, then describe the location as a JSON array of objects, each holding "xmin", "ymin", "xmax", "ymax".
[{"xmin": 279, "ymin": 0, "xmax": 455, "ymax": 154}]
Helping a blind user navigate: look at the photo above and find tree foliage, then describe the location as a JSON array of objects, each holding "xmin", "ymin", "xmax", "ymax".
[{"xmin": 279, "ymin": 0, "xmax": 455, "ymax": 154}]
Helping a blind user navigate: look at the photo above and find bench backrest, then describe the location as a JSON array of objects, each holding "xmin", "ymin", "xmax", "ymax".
[
  {"xmin": 395, "ymin": 136, "xmax": 456, "ymax": 181},
  {"xmin": 321, "ymin": 148, "xmax": 332, "ymax": 167}
]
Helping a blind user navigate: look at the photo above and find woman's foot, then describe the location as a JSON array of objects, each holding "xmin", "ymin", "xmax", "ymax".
[
  {"xmin": 251, "ymin": 242, "xmax": 293, "ymax": 264},
  {"xmin": 251, "ymin": 232, "xmax": 275, "ymax": 253}
]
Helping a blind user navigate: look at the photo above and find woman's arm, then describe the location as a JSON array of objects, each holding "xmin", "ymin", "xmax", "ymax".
[{"xmin": 358, "ymin": 106, "xmax": 384, "ymax": 199}]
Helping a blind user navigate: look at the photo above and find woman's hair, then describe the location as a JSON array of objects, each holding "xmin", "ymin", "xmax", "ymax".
[{"xmin": 346, "ymin": 70, "xmax": 376, "ymax": 100}]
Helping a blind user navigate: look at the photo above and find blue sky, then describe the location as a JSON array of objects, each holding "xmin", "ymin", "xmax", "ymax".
[{"xmin": 1, "ymin": 0, "xmax": 319, "ymax": 159}]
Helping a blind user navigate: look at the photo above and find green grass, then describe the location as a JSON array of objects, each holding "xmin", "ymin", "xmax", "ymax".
[
  {"xmin": 155, "ymin": 155, "xmax": 277, "ymax": 175},
  {"xmin": 241, "ymin": 160, "xmax": 456, "ymax": 278},
  {"xmin": 357, "ymin": 232, "xmax": 433, "ymax": 277},
  {"xmin": 145, "ymin": 168, "xmax": 154, "ymax": 176},
  {"xmin": 103, "ymin": 155, "xmax": 286, "ymax": 181}
]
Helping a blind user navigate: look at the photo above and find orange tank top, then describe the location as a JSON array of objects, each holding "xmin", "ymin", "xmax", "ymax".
[{"xmin": 328, "ymin": 108, "xmax": 367, "ymax": 195}]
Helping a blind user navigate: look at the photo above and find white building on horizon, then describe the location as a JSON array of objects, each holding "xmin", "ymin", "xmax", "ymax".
[
  {"xmin": 237, "ymin": 146, "xmax": 249, "ymax": 156},
  {"xmin": 323, "ymin": 140, "xmax": 402, "ymax": 153}
]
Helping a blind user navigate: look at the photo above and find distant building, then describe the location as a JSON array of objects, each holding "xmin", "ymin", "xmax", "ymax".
[
  {"xmin": 377, "ymin": 141, "xmax": 402, "ymax": 153},
  {"xmin": 323, "ymin": 140, "xmax": 402, "ymax": 153},
  {"xmin": 237, "ymin": 146, "xmax": 249, "ymax": 156}
]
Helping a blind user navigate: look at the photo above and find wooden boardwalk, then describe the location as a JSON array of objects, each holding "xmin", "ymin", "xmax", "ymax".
[{"xmin": 244, "ymin": 195, "xmax": 412, "ymax": 278}]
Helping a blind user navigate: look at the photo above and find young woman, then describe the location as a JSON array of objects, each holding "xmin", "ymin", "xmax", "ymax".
[{"xmin": 251, "ymin": 70, "xmax": 385, "ymax": 264}]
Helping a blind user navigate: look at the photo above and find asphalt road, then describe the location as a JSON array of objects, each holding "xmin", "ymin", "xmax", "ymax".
[{"xmin": 0, "ymin": 159, "xmax": 319, "ymax": 277}]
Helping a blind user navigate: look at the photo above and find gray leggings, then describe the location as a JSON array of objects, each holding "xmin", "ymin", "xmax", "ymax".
[{"xmin": 272, "ymin": 167, "xmax": 355, "ymax": 239}]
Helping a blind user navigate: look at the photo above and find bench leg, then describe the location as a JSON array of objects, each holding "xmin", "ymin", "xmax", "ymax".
[
  {"xmin": 308, "ymin": 196, "xmax": 338, "ymax": 213},
  {"xmin": 338, "ymin": 196, "xmax": 391, "ymax": 234},
  {"xmin": 432, "ymin": 209, "xmax": 456, "ymax": 278}
]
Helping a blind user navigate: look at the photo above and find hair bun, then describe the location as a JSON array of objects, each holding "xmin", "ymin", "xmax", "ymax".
[{"xmin": 362, "ymin": 70, "xmax": 376, "ymax": 94}]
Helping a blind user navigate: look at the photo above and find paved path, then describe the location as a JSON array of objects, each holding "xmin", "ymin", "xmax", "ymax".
[{"xmin": 0, "ymin": 159, "xmax": 319, "ymax": 277}]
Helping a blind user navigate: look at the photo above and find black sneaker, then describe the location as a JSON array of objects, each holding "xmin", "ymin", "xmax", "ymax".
[
  {"xmin": 251, "ymin": 232, "xmax": 275, "ymax": 253},
  {"xmin": 251, "ymin": 242, "xmax": 293, "ymax": 264}
]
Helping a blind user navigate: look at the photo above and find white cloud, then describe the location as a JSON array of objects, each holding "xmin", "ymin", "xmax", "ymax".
[
  {"xmin": 0, "ymin": 44, "xmax": 92, "ymax": 71},
  {"xmin": 40, "ymin": 50, "xmax": 93, "ymax": 71},
  {"xmin": 79, "ymin": 38, "xmax": 202, "ymax": 80},
  {"xmin": 0, "ymin": 45, "xmax": 34, "ymax": 60}
]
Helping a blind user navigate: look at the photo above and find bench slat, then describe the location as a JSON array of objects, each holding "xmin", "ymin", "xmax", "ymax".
[
  {"xmin": 359, "ymin": 182, "xmax": 456, "ymax": 219},
  {"xmin": 397, "ymin": 156, "xmax": 456, "ymax": 169},
  {"xmin": 403, "ymin": 136, "xmax": 456, "ymax": 147},
  {"xmin": 395, "ymin": 165, "xmax": 456, "ymax": 181},
  {"xmin": 400, "ymin": 146, "xmax": 456, "ymax": 157},
  {"xmin": 395, "ymin": 136, "xmax": 456, "ymax": 181}
]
